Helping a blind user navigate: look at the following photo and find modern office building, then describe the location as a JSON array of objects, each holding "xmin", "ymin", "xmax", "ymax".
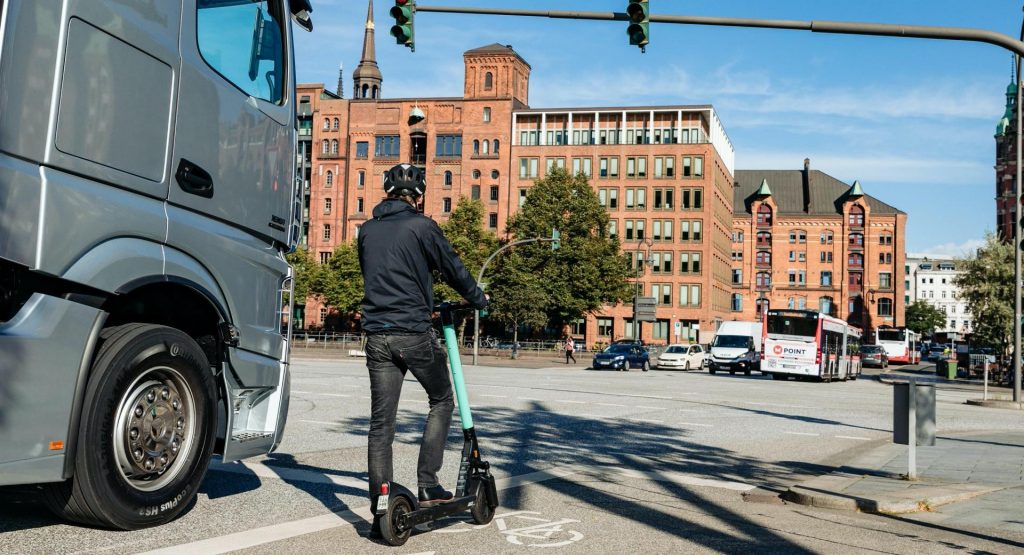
[{"xmin": 905, "ymin": 256, "xmax": 973, "ymax": 334}]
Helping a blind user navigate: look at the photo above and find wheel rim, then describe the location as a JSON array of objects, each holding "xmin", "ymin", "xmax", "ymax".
[{"xmin": 113, "ymin": 366, "xmax": 197, "ymax": 492}]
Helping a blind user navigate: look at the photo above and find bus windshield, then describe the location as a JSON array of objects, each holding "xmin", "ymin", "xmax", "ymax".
[
  {"xmin": 711, "ymin": 335, "xmax": 750, "ymax": 348},
  {"xmin": 877, "ymin": 329, "xmax": 906, "ymax": 342},
  {"xmin": 767, "ymin": 314, "xmax": 817, "ymax": 338}
]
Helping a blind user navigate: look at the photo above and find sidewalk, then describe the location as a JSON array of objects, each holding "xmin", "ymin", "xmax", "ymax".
[
  {"xmin": 786, "ymin": 432, "xmax": 1024, "ymax": 532},
  {"xmin": 291, "ymin": 347, "xmax": 592, "ymax": 369}
]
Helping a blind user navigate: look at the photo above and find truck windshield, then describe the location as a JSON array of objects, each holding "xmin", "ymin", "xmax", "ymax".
[{"xmin": 711, "ymin": 335, "xmax": 749, "ymax": 348}]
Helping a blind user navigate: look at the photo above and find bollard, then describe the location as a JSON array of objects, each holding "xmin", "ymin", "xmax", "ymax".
[{"xmin": 893, "ymin": 379, "xmax": 936, "ymax": 480}]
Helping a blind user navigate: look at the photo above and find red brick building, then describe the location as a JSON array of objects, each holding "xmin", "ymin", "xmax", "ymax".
[
  {"xmin": 730, "ymin": 160, "xmax": 907, "ymax": 335},
  {"xmin": 295, "ymin": 0, "xmax": 905, "ymax": 345},
  {"xmin": 996, "ymin": 79, "xmax": 1018, "ymax": 242}
]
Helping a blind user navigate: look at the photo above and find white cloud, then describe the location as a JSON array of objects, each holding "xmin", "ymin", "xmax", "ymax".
[
  {"xmin": 911, "ymin": 239, "xmax": 987, "ymax": 259},
  {"xmin": 737, "ymin": 151, "xmax": 990, "ymax": 187}
]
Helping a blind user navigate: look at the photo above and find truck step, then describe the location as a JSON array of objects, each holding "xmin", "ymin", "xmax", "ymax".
[{"xmin": 231, "ymin": 432, "xmax": 274, "ymax": 443}]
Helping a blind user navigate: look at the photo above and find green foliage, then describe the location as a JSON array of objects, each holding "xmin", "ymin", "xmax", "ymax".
[
  {"xmin": 487, "ymin": 259, "xmax": 549, "ymax": 333},
  {"xmin": 504, "ymin": 167, "xmax": 632, "ymax": 327},
  {"xmin": 434, "ymin": 196, "xmax": 499, "ymax": 302},
  {"xmin": 904, "ymin": 301, "xmax": 947, "ymax": 337},
  {"xmin": 954, "ymin": 234, "xmax": 1014, "ymax": 352},
  {"xmin": 285, "ymin": 248, "xmax": 319, "ymax": 305},
  {"xmin": 317, "ymin": 242, "xmax": 364, "ymax": 317}
]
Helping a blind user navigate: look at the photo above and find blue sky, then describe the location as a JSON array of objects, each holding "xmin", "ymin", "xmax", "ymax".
[{"xmin": 294, "ymin": 1, "xmax": 1020, "ymax": 256}]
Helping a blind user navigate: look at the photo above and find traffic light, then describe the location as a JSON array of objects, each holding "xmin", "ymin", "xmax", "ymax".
[
  {"xmin": 626, "ymin": 0, "xmax": 650, "ymax": 51},
  {"xmin": 390, "ymin": 0, "xmax": 416, "ymax": 51},
  {"xmin": 551, "ymin": 229, "xmax": 561, "ymax": 251}
]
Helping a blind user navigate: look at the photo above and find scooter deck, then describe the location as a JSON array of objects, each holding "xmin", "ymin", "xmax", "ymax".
[{"xmin": 397, "ymin": 494, "xmax": 478, "ymax": 530}]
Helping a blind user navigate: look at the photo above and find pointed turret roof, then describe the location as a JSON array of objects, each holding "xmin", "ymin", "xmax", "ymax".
[
  {"xmin": 755, "ymin": 178, "xmax": 772, "ymax": 196},
  {"xmin": 848, "ymin": 180, "xmax": 864, "ymax": 197},
  {"xmin": 353, "ymin": 0, "xmax": 382, "ymax": 96}
]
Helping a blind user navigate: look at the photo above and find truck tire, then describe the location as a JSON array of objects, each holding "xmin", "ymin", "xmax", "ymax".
[{"xmin": 43, "ymin": 324, "xmax": 217, "ymax": 530}]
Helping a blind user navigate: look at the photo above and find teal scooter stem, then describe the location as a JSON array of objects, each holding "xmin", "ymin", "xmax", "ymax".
[{"xmin": 442, "ymin": 310, "xmax": 473, "ymax": 430}]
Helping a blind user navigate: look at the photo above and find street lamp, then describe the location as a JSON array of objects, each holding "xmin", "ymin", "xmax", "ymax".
[{"xmin": 633, "ymin": 238, "xmax": 654, "ymax": 342}]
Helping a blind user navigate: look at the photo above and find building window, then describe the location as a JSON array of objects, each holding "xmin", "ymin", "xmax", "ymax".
[
  {"xmin": 819, "ymin": 296, "xmax": 834, "ymax": 315},
  {"xmin": 483, "ymin": 107, "xmax": 491, "ymax": 122},
  {"xmin": 732, "ymin": 251, "xmax": 743, "ymax": 261},
  {"xmin": 598, "ymin": 318, "xmax": 613, "ymax": 337},
  {"xmin": 732, "ymin": 268, "xmax": 743, "ymax": 285},
  {"xmin": 879, "ymin": 232, "xmax": 893, "ymax": 245},
  {"xmin": 679, "ymin": 220, "xmax": 702, "ymax": 242},
  {"xmin": 471, "ymin": 185, "xmax": 481, "ymax": 200},
  {"xmin": 849, "ymin": 253, "xmax": 864, "ymax": 267},
  {"xmin": 821, "ymin": 231, "xmax": 833, "ymax": 244},
  {"xmin": 598, "ymin": 188, "xmax": 619, "ymax": 209},
  {"xmin": 651, "ymin": 219, "xmax": 673, "ymax": 241},
  {"xmin": 849, "ymin": 233, "xmax": 864, "ymax": 247},
  {"xmin": 319, "ymin": 251, "xmax": 331, "ymax": 264},
  {"xmin": 331, "ymin": 139, "xmax": 339, "ymax": 155},
  {"xmin": 679, "ymin": 284, "xmax": 701, "ymax": 307},
  {"xmin": 599, "ymin": 157, "xmax": 619, "ymax": 178},
  {"xmin": 820, "ymin": 251, "xmax": 833, "ymax": 263},
  {"xmin": 332, "ymin": 117, "xmax": 339, "ymax": 130},
  {"xmin": 572, "ymin": 157, "xmax": 593, "ymax": 177},
  {"xmin": 546, "ymin": 157, "xmax": 566, "ymax": 172},
  {"xmin": 679, "ymin": 252, "xmax": 701, "ymax": 273},
  {"xmin": 624, "ymin": 219, "xmax": 645, "ymax": 241},
  {"xmin": 821, "ymin": 271, "xmax": 832, "ymax": 286},
  {"xmin": 757, "ymin": 205, "xmax": 773, "ymax": 226},
  {"xmin": 319, "ymin": 307, "xmax": 328, "ymax": 323},
  {"xmin": 651, "ymin": 284, "xmax": 672, "ymax": 306},
  {"xmin": 756, "ymin": 231, "xmax": 771, "ymax": 247},
  {"xmin": 484, "ymin": 71, "xmax": 493, "ymax": 90},
  {"xmin": 680, "ymin": 188, "xmax": 703, "ymax": 210},
  {"xmin": 625, "ymin": 188, "xmax": 647, "ymax": 210},
  {"xmin": 490, "ymin": 185, "xmax": 499, "ymax": 202},
  {"xmin": 444, "ymin": 171, "xmax": 453, "ymax": 187},
  {"xmin": 324, "ymin": 197, "xmax": 332, "ymax": 214},
  {"xmin": 756, "ymin": 272, "xmax": 771, "ymax": 288},
  {"xmin": 321, "ymin": 139, "xmax": 329, "ymax": 154},
  {"xmin": 680, "ymin": 156, "xmax": 704, "ymax": 178},
  {"xmin": 519, "ymin": 158, "xmax": 539, "ymax": 178},
  {"xmin": 493, "ymin": 140, "xmax": 500, "ymax": 154},
  {"xmin": 848, "ymin": 204, "xmax": 865, "ymax": 226},
  {"xmin": 877, "ymin": 298, "xmax": 893, "ymax": 317},
  {"xmin": 356, "ymin": 141, "xmax": 369, "ymax": 159},
  {"xmin": 653, "ymin": 188, "xmax": 674, "ymax": 209},
  {"xmin": 654, "ymin": 156, "xmax": 675, "ymax": 178},
  {"xmin": 375, "ymin": 135, "xmax": 400, "ymax": 158},
  {"xmin": 435, "ymin": 135, "xmax": 462, "ymax": 158},
  {"xmin": 879, "ymin": 272, "xmax": 892, "ymax": 289},
  {"xmin": 607, "ymin": 219, "xmax": 617, "ymax": 238},
  {"xmin": 325, "ymin": 170, "xmax": 333, "ymax": 187},
  {"xmin": 482, "ymin": 140, "xmax": 490, "ymax": 155},
  {"xmin": 473, "ymin": 140, "xmax": 480, "ymax": 155},
  {"xmin": 357, "ymin": 197, "xmax": 364, "ymax": 213},
  {"xmin": 732, "ymin": 231, "xmax": 744, "ymax": 243},
  {"xmin": 879, "ymin": 252, "xmax": 892, "ymax": 264},
  {"xmin": 322, "ymin": 224, "xmax": 331, "ymax": 241},
  {"xmin": 323, "ymin": 118, "xmax": 330, "ymax": 130},
  {"xmin": 756, "ymin": 251, "xmax": 771, "ymax": 265},
  {"xmin": 443, "ymin": 197, "xmax": 452, "ymax": 213},
  {"xmin": 488, "ymin": 213, "xmax": 498, "ymax": 228}
]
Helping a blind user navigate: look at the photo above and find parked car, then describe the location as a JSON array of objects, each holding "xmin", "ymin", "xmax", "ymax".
[
  {"xmin": 495, "ymin": 341, "xmax": 521, "ymax": 350},
  {"xmin": 592, "ymin": 343, "xmax": 651, "ymax": 371},
  {"xmin": 860, "ymin": 344, "xmax": 889, "ymax": 368},
  {"xmin": 927, "ymin": 344, "xmax": 948, "ymax": 362},
  {"xmin": 656, "ymin": 344, "xmax": 705, "ymax": 370}
]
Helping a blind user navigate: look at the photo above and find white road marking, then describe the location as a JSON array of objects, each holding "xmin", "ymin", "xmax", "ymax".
[
  {"xmin": 578, "ymin": 413, "xmax": 611, "ymax": 419},
  {"xmin": 481, "ymin": 394, "xmax": 506, "ymax": 398},
  {"xmin": 835, "ymin": 435, "xmax": 872, "ymax": 441},
  {"xmin": 296, "ymin": 419, "xmax": 342, "ymax": 426},
  {"xmin": 519, "ymin": 397, "xmax": 545, "ymax": 402},
  {"xmin": 583, "ymin": 466, "xmax": 755, "ymax": 492},
  {"xmin": 597, "ymin": 403, "xmax": 626, "ymax": 408},
  {"xmin": 558, "ymin": 400, "xmax": 586, "ymax": 404},
  {"xmin": 291, "ymin": 391, "xmax": 351, "ymax": 398},
  {"xmin": 784, "ymin": 431, "xmax": 820, "ymax": 437},
  {"xmin": 628, "ymin": 418, "xmax": 665, "ymax": 424},
  {"xmin": 677, "ymin": 422, "xmax": 714, "ymax": 428},
  {"xmin": 209, "ymin": 461, "xmax": 366, "ymax": 490},
  {"xmin": 635, "ymin": 405, "xmax": 665, "ymax": 410}
]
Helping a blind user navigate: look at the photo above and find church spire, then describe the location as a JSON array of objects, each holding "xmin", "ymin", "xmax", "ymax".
[
  {"xmin": 352, "ymin": 0, "xmax": 382, "ymax": 99},
  {"xmin": 336, "ymin": 62, "xmax": 344, "ymax": 98}
]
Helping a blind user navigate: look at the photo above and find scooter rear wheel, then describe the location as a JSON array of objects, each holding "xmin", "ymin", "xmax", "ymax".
[
  {"xmin": 470, "ymin": 480, "xmax": 495, "ymax": 525},
  {"xmin": 380, "ymin": 495, "xmax": 413, "ymax": 546}
]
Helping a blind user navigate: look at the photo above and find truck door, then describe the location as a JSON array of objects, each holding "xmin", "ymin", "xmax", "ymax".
[{"xmin": 169, "ymin": 0, "xmax": 293, "ymax": 246}]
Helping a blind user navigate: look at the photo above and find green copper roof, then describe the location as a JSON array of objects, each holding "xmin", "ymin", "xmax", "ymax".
[
  {"xmin": 848, "ymin": 180, "xmax": 864, "ymax": 197},
  {"xmin": 755, "ymin": 178, "xmax": 772, "ymax": 196},
  {"xmin": 998, "ymin": 116, "xmax": 1011, "ymax": 136},
  {"xmin": 998, "ymin": 79, "xmax": 1017, "ymax": 135}
]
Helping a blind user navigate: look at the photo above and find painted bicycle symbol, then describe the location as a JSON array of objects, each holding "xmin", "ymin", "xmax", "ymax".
[{"xmin": 424, "ymin": 510, "xmax": 584, "ymax": 548}]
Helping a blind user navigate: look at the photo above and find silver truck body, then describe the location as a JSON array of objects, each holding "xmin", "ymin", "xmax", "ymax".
[{"xmin": 0, "ymin": 0, "xmax": 301, "ymax": 492}]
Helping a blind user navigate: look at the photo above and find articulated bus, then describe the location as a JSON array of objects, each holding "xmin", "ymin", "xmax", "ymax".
[
  {"xmin": 874, "ymin": 327, "xmax": 921, "ymax": 365},
  {"xmin": 762, "ymin": 310, "xmax": 863, "ymax": 381}
]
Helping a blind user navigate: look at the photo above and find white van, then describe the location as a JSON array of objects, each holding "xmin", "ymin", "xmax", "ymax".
[{"xmin": 708, "ymin": 321, "xmax": 763, "ymax": 375}]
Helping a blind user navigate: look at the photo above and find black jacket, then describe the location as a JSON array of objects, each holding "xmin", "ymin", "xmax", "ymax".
[{"xmin": 358, "ymin": 199, "xmax": 486, "ymax": 334}]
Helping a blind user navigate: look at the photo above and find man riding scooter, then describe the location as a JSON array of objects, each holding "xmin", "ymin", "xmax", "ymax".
[{"xmin": 357, "ymin": 163, "xmax": 488, "ymax": 538}]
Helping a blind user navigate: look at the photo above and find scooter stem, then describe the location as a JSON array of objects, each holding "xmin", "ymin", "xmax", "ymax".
[{"xmin": 441, "ymin": 309, "xmax": 473, "ymax": 430}]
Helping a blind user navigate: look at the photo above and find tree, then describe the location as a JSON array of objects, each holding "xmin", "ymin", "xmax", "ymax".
[
  {"xmin": 286, "ymin": 248, "xmax": 319, "ymax": 303},
  {"xmin": 905, "ymin": 301, "xmax": 947, "ymax": 338},
  {"xmin": 435, "ymin": 197, "xmax": 499, "ymax": 343},
  {"xmin": 487, "ymin": 259, "xmax": 549, "ymax": 355},
  {"xmin": 504, "ymin": 167, "xmax": 632, "ymax": 327},
  {"xmin": 954, "ymin": 234, "xmax": 1013, "ymax": 353},
  {"xmin": 317, "ymin": 242, "xmax": 364, "ymax": 325}
]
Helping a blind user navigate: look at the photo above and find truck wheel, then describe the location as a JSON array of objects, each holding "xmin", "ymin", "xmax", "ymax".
[{"xmin": 43, "ymin": 324, "xmax": 217, "ymax": 530}]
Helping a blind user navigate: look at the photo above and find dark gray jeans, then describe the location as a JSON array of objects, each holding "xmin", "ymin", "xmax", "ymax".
[{"xmin": 364, "ymin": 330, "xmax": 454, "ymax": 502}]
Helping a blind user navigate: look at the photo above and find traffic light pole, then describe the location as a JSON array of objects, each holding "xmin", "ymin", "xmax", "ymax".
[
  {"xmin": 1015, "ymin": 11, "xmax": 1023, "ymax": 404},
  {"xmin": 472, "ymin": 237, "xmax": 557, "ymax": 365},
  {"xmin": 413, "ymin": 6, "xmax": 1024, "ymax": 57}
]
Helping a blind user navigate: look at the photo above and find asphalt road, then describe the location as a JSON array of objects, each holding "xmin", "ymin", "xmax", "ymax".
[{"xmin": 2, "ymin": 358, "xmax": 1023, "ymax": 554}]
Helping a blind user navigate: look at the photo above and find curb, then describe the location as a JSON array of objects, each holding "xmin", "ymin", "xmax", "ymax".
[
  {"xmin": 785, "ymin": 475, "xmax": 1008, "ymax": 514},
  {"xmin": 965, "ymin": 398, "xmax": 1024, "ymax": 410}
]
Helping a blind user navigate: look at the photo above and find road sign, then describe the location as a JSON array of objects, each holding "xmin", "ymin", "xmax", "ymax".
[
  {"xmin": 635, "ymin": 296, "xmax": 657, "ymax": 322},
  {"xmin": 674, "ymin": 321, "xmax": 681, "ymax": 337}
]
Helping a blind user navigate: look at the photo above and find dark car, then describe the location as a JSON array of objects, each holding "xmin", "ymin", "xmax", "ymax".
[
  {"xmin": 861, "ymin": 344, "xmax": 889, "ymax": 368},
  {"xmin": 592, "ymin": 343, "xmax": 650, "ymax": 372}
]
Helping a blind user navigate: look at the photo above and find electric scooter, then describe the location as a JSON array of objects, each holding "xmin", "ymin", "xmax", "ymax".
[{"xmin": 376, "ymin": 301, "xmax": 499, "ymax": 547}]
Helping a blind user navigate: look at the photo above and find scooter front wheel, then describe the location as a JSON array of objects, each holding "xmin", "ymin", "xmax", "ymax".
[
  {"xmin": 380, "ymin": 495, "xmax": 413, "ymax": 546},
  {"xmin": 470, "ymin": 480, "xmax": 495, "ymax": 525}
]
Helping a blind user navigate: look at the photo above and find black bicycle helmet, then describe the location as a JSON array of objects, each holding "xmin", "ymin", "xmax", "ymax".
[{"xmin": 383, "ymin": 163, "xmax": 425, "ymax": 197}]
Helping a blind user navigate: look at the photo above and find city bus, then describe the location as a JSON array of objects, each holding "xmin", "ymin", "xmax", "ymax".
[
  {"xmin": 762, "ymin": 310, "xmax": 863, "ymax": 381},
  {"xmin": 874, "ymin": 327, "xmax": 921, "ymax": 365}
]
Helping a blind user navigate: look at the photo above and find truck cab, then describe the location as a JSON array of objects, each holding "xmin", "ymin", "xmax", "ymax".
[{"xmin": 0, "ymin": 0, "xmax": 311, "ymax": 530}]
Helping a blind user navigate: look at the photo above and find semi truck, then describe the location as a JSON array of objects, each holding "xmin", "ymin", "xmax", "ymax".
[{"xmin": 0, "ymin": 0, "xmax": 312, "ymax": 529}]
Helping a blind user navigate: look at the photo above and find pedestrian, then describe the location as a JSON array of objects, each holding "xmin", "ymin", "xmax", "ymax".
[
  {"xmin": 565, "ymin": 335, "xmax": 577, "ymax": 364},
  {"xmin": 358, "ymin": 164, "xmax": 488, "ymax": 539}
]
